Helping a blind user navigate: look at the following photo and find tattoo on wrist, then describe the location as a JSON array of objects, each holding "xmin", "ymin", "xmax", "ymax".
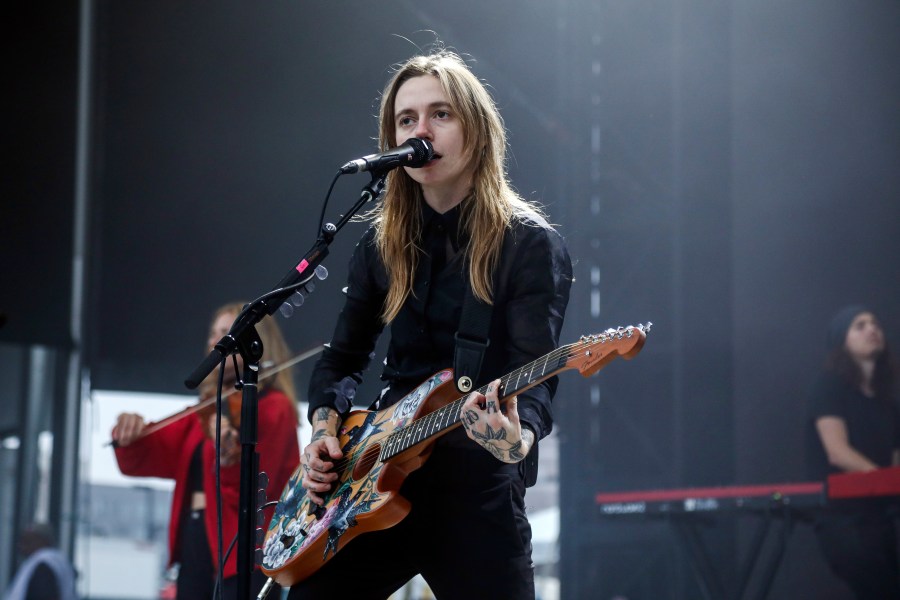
[
  {"xmin": 507, "ymin": 440, "xmax": 525, "ymax": 462},
  {"xmin": 472, "ymin": 425, "xmax": 533, "ymax": 464},
  {"xmin": 310, "ymin": 429, "xmax": 331, "ymax": 442},
  {"xmin": 314, "ymin": 406, "xmax": 335, "ymax": 423}
]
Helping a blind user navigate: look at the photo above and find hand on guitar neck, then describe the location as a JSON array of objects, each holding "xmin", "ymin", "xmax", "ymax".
[
  {"xmin": 460, "ymin": 378, "xmax": 534, "ymax": 463},
  {"xmin": 301, "ymin": 406, "xmax": 345, "ymax": 506}
]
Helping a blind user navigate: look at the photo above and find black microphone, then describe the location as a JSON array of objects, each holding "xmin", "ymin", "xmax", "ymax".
[{"xmin": 340, "ymin": 138, "xmax": 434, "ymax": 174}]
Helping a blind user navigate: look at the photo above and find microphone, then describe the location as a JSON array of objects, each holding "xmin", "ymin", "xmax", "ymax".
[{"xmin": 340, "ymin": 138, "xmax": 434, "ymax": 174}]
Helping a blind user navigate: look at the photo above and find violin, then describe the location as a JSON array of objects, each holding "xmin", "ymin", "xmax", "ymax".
[{"xmin": 108, "ymin": 344, "xmax": 323, "ymax": 447}]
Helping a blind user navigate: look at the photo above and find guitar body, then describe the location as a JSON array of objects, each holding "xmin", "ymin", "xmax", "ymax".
[
  {"xmin": 261, "ymin": 369, "xmax": 457, "ymax": 586},
  {"xmin": 261, "ymin": 323, "xmax": 651, "ymax": 587}
]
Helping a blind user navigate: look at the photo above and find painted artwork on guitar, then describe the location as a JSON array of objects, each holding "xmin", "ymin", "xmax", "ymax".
[{"xmin": 261, "ymin": 324, "xmax": 650, "ymax": 586}]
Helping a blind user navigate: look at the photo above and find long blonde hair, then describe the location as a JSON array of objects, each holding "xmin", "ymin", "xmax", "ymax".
[
  {"xmin": 372, "ymin": 50, "xmax": 539, "ymax": 323},
  {"xmin": 208, "ymin": 302, "xmax": 299, "ymax": 418}
]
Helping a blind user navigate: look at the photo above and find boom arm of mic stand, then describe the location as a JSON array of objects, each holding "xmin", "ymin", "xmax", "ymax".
[{"xmin": 184, "ymin": 171, "xmax": 387, "ymax": 390}]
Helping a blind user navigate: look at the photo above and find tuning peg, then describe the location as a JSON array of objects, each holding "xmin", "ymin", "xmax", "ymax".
[
  {"xmin": 315, "ymin": 265, "xmax": 328, "ymax": 280},
  {"xmin": 279, "ymin": 303, "xmax": 294, "ymax": 318},
  {"xmin": 290, "ymin": 291, "xmax": 305, "ymax": 307}
]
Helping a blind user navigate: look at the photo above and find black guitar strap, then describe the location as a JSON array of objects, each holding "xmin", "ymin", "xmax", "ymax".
[
  {"xmin": 452, "ymin": 276, "xmax": 493, "ymax": 395},
  {"xmin": 453, "ymin": 233, "xmax": 539, "ymax": 488}
]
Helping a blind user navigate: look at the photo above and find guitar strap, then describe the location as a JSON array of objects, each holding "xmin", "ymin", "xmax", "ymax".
[
  {"xmin": 452, "ymin": 277, "xmax": 493, "ymax": 395},
  {"xmin": 453, "ymin": 232, "xmax": 539, "ymax": 488}
]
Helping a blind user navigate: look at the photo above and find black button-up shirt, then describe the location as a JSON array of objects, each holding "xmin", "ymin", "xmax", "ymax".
[{"xmin": 307, "ymin": 200, "xmax": 572, "ymax": 486}]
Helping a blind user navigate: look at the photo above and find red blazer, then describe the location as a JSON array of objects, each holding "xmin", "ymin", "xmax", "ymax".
[{"xmin": 114, "ymin": 389, "xmax": 300, "ymax": 579}]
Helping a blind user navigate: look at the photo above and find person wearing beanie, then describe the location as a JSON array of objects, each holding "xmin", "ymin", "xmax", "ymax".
[{"xmin": 805, "ymin": 306, "xmax": 900, "ymax": 599}]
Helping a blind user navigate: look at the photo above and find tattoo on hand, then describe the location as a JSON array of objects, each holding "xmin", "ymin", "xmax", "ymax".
[
  {"xmin": 486, "ymin": 400, "xmax": 498, "ymax": 414},
  {"xmin": 463, "ymin": 409, "xmax": 479, "ymax": 426},
  {"xmin": 472, "ymin": 424, "xmax": 507, "ymax": 443},
  {"xmin": 473, "ymin": 426, "xmax": 533, "ymax": 464}
]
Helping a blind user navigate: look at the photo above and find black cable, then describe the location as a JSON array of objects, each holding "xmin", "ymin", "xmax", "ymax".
[
  {"xmin": 317, "ymin": 170, "xmax": 343, "ymax": 234},
  {"xmin": 211, "ymin": 533, "xmax": 239, "ymax": 600}
]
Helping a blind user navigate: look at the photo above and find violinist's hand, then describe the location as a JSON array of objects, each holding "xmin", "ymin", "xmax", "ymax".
[
  {"xmin": 460, "ymin": 378, "xmax": 534, "ymax": 463},
  {"xmin": 301, "ymin": 406, "xmax": 343, "ymax": 506},
  {"xmin": 206, "ymin": 415, "xmax": 241, "ymax": 467},
  {"xmin": 112, "ymin": 413, "xmax": 146, "ymax": 447}
]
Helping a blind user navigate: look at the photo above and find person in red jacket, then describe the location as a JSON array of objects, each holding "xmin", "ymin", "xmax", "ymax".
[{"xmin": 112, "ymin": 302, "xmax": 301, "ymax": 599}]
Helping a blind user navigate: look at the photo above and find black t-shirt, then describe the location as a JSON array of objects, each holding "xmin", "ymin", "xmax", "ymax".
[{"xmin": 805, "ymin": 371, "xmax": 900, "ymax": 481}]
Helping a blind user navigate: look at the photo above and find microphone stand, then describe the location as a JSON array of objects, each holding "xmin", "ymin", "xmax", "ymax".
[{"xmin": 185, "ymin": 170, "xmax": 387, "ymax": 599}]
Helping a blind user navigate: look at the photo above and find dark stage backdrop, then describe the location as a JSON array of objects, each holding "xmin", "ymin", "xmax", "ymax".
[{"xmin": 5, "ymin": 1, "xmax": 899, "ymax": 599}]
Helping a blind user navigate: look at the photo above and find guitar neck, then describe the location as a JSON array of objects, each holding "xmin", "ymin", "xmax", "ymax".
[
  {"xmin": 379, "ymin": 342, "xmax": 576, "ymax": 462},
  {"xmin": 378, "ymin": 324, "xmax": 649, "ymax": 462}
]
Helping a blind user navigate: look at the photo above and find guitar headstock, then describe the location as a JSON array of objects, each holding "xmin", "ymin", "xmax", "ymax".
[{"xmin": 570, "ymin": 323, "xmax": 651, "ymax": 377}]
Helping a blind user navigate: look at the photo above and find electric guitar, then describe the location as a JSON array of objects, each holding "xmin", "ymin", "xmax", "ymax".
[{"xmin": 261, "ymin": 323, "xmax": 651, "ymax": 585}]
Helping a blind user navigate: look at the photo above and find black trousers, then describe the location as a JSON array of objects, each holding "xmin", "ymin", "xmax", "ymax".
[
  {"xmin": 814, "ymin": 508, "xmax": 900, "ymax": 600},
  {"xmin": 177, "ymin": 508, "xmax": 278, "ymax": 600},
  {"xmin": 286, "ymin": 475, "xmax": 535, "ymax": 600}
]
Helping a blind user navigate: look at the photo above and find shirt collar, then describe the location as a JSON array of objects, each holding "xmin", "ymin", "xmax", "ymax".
[{"xmin": 421, "ymin": 199, "xmax": 466, "ymax": 252}]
